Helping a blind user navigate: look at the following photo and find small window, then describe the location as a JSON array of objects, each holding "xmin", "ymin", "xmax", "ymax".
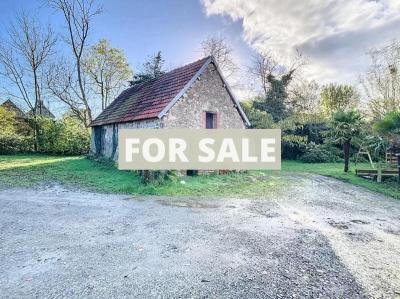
[{"xmin": 206, "ymin": 112, "xmax": 216, "ymax": 129}]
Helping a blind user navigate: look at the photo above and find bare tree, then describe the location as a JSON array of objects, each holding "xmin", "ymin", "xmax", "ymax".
[
  {"xmin": 47, "ymin": 59, "xmax": 90, "ymax": 124},
  {"xmin": 0, "ymin": 12, "xmax": 56, "ymax": 115},
  {"xmin": 248, "ymin": 51, "xmax": 278, "ymax": 96},
  {"xmin": 249, "ymin": 49, "xmax": 305, "ymax": 96},
  {"xmin": 288, "ymin": 80, "xmax": 321, "ymax": 115},
  {"xmin": 247, "ymin": 49, "xmax": 306, "ymax": 121},
  {"xmin": 47, "ymin": 0, "xmax": 102, "ymax": 126},
  {"xmin": 0, "ymin": 12, "xmax": 56, "ymax": 150},
  {"xmin": 201, "ymin": 35, "xmax": 237, "ymax": 79},
  {"xmin": 361, "ymin": 40, "xmax": 400, "ymax": 119}
]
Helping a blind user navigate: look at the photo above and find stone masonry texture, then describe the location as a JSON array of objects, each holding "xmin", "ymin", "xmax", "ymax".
[{"xmin": 91, "ymin": 63, "xmax": 246, "ymax": 160}]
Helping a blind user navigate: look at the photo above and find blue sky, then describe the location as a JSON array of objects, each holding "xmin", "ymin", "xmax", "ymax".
[
  {"xmin": 0, "ymin": 0, "xmax": 254, "ymax": 73},
  {"xmin": 1, "ymin": 0, "xmax": 400, "ymax": 113}
]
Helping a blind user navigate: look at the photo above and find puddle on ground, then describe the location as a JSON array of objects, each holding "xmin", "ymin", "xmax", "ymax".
[
  {"xmin": 345, "ymin": 231, "xmax": 376, "ymax": 242},
  {"xmin": 156, "ymin": 200, "xmax": 218, "ymax": 209},
  {"xmin": 122, "ymin": 197, "xmax": 137, "ymax": 201},
  {"xmin": 350, "ymin": 219, "xmax": 370, "ymax": 225},
  {"xmin": 384, "ymin": 228, "xmax": 400, "ymax": 236},
  {"xmin": 102, "ymin": 228, "xmax": 115, "ymax": 236},
  {"xmin": 327, "ymin": 219, "xmax": 350, "ymax": 230},
  {"xmin": 262, "ymin": 211, "xmax": 281, "ymax": 218},
  {"xmin": 248, "ymin": 205, "xmax": 281, "ymax": 218}
]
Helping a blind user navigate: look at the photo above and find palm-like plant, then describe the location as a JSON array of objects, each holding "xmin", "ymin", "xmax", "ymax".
[
  {"xmin": 328, "ymin": 110, "xmax": 363, "ymax": 172},
  {"xmin": 373, "ymin": 110, "xmax": 400, "ymax": 159}
]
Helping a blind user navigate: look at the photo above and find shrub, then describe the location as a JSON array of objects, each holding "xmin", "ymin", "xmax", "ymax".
[
  {"xmin": 373, "ymin": 110, "xmax": 400, "ymax": 135},
  {"xmin": 0, "ymin": 106, "xmax": 32, "ymax": 136},
  {"xmin": 36, "ymin": 116, "xmax": 90, "ymax": 155},
  {"xmin": 282, "ymin": 140, "xmax": 307, "ymax": 160},
  {"xmin": 0, "ymin": 107, "xmax": 17, "ymax": 135},
  {"xmin": 36, "ymin": 117, "xmax": 62, "ymax": 154},
  {"xmin": 0, "ymin": 134, "xmax": 34, "ymax": 154},
  {"xmin": 281, "ymin": 121, "xmax": 328, "ymax": 160},
  {"xmin": 300, "ymin": 143, "xmax": 342, "ymax": 163},
  {"xmin": 56, "ymin": 117, "xmax": 90, "ymax": 155}
]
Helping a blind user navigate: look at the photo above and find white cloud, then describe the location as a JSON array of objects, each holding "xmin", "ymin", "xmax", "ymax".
[{"xmin": 201, "ymin": 0, "xmax": 400, "ymax": 84}]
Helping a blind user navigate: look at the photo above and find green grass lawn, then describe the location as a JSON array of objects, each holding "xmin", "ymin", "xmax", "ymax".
[
  {"xmin": 0, "ymin": 154, "xmax": 398, "ymax": 198},
  {"xmin": 0, "ymin": 154, "xmax": 284, "ymax": 197}
]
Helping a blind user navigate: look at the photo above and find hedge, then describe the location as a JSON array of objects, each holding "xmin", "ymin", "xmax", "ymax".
[
  {"xmin": 0, "ymin": 134, "xmax": 34, "ymax": 154},
  {"xmin": 0, "ymin": 116, "xmax": 90, "ymax": 156}
]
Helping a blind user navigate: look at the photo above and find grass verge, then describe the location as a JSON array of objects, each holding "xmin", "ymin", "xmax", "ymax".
[
  {"xmin": 0, "ymin": 154, "xmax": 283, "ymax": 197},
  {"xmin": 0, "ymin": 154, "xmax": 398, "ymax": 198}
]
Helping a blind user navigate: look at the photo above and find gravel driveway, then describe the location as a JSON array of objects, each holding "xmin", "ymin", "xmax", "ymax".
[{"xmin": 0, "ymin": 174, "xmax": 399, "ymax": 298}]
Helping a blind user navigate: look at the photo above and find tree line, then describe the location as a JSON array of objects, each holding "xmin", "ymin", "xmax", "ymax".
[
  {"xmin": 0, "ymin": 0, "xmax": 132, "ymax": 128},
  {"xmin": 238, "ymin": 41, "xmax": 400, "ymax": 172},
  {"xmin": 0, "ymin": 0, "xmax": 399, "ymax": 172}
]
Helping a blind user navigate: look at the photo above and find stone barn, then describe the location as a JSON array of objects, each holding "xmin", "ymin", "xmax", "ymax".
[{"xmin": 89, "ymin": 56, "xmax": 250, "ymax": 161}]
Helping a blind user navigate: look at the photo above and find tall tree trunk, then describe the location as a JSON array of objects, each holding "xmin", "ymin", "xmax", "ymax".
[
  {"xmin": 75, "ymin": 59, "xmax": 92, "ymax": 126},
  {"xmin": 33, "ymin": 116, "xmax": 38, "ymax": 152},
  {"xmin": 343, "ymin": 140, "xmax": 351, "ymax": 173},
  {"xmin": 33, "ymin": 68, "xmax": 40, "ymax": 151},
  {"xmin": 100, "ymin": 81, "xmax": 105, "ymax": 110}
]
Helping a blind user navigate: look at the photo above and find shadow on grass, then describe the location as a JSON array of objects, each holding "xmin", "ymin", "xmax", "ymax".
[{"xmin": 0, "ymin": 154, "xmax": 285, "ymax": 197}]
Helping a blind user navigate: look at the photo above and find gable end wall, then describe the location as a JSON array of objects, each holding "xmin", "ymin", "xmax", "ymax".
[{"xmin": 162, "ymin": 63, "xmax": 246, "ymax": 129}]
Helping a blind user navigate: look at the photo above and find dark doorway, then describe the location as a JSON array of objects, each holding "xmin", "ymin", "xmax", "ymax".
[
  {"xmin": 111, "ymin": 124, "xmax": 118, "ymax": 160},
  {"xmin": 206, "ymin": 112, "xmax": 216, "ymax": 129},
  {"xmin": 93, "ymin": 126, "xmax": 103, "ymax": 155},
  {"xmin": 186, "ymin": 170, "xmax": 198, "ymax": 176}
]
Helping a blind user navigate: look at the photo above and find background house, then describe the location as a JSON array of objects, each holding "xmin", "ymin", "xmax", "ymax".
[
  {"xmin": 26, "ymin": 103, "xmax": 55, "ymax": 119},
  {"xmin": 0, "ymin": 100, "xmax": 26, "ymax": 121},
  {"xmin": 0, "ymin": 99, "xmax": 55, "ymax": 120},
  {"xmin": 90, "ymin": 56, "xmax": 250, "ymax": 161}
]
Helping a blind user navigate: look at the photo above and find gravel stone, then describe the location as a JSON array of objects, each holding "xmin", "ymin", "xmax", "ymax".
[{"xmin": 1, "ymin": 174, "xmax": 399, "ymax": 298}]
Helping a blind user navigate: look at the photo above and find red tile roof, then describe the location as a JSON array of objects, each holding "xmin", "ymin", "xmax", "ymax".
[{"xmin": 90, "ymin": 57, "xmax": 211, "ymax": 126}]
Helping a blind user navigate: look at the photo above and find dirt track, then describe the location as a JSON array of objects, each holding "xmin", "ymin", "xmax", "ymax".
[{"xmin": 0, "ymin": 174, "xmax": 399, "ymax": 298}]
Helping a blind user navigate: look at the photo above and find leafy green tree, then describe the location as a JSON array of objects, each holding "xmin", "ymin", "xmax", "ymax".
[
  {"xmin": 242, "ymin": 99, "xmax": 308, "ymax": 159},
  {"xmin": 130, "ymin": 51, "xmax": 165, "ymax": 86},
  {"xmin": 253, "ymin": 72, "xmax": 294, "ymax": 121},
  {"xmin": 36, "ymin": 115, "xmax": 90, "ymax": 155},
  {"xmin": 240, "ymin": 100, "xmax": 274, "ymax": 129},
  {"xmin": 84, "ymin": 39, "xmax": 133, "ymax": 110},
  {"xmin": 328, "ymin": 110, "xmax": 363, "ymax": 172},
  {"xmin": 0, "ymin": 106, "xmax": 31, "ymax": 136},
  {"xmin": 320, "ymin": 84, "xmax": 358, "ymax": 116},
  {"xmin": 373, "ymin": 111, "xmax": 400, "ymax": 136},
  {"xmin": 373, "ymin": 110, "xmax": 400, "ymax": 154},
  {"xmin": 0, "ymin": 107, "xmax": 17, "ymax": 135},
  {"xmin": 249, "ymin": 50, "xmax": 306, "ymax": 121}
]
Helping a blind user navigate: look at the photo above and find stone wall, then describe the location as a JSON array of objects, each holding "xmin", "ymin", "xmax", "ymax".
[
  {"xmin": 162, "ymin": 63, "xmax": 246, "ymax": 129},
  {"xmin": 90, "ymin": 118, "xmax": 161, "ymax": 160}
]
